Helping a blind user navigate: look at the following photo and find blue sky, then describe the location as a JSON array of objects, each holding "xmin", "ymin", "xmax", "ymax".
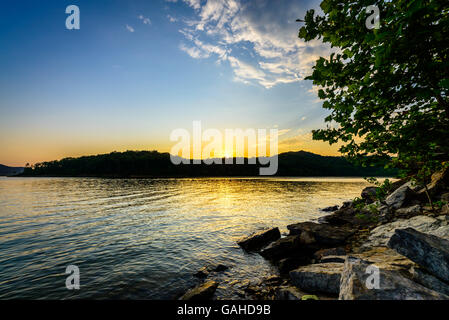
[{"xmin": 0, "ymin": 0, "xmax": 339, "ymax": 166}]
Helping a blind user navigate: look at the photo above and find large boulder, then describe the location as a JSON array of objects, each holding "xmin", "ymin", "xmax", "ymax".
[
  {"xmin": 409, "ymin": 266, "xmax": 449, "ymax": 296},
  {"xmin": 361, "ymin": 186, "xmax": 378, "ymax": 203},
  {"xmin": 259, "ymin": 235, "xmax": 302, "ymax": 260},
  {"xmin": 362, "ymin": 215, "xmax": 449, "ymax": 248},
  {"xmin": 388, "ymin": 228, "xmax": 449, "ymax": 283},
  {"xmin": 351, "ymin": 247, "xmax": 415, "ymax": 271},
  {"xmin": 385, "ymin": 184, "xmax": 416, "ymax": 209},
  {"xmin": 180, "ymin": 281, "xmax": 218, "ymax": 300},
  {"xmin": 319, "ymin": 206, "xmax": 377, "ymax": 227},
  {"xmin": 287, "ymin": 222, "xmax": 356, "ymax": 246},
  {"xmin": 277, "ymin": 255, "xmax": 313, "ymax": 274},
  {"xmin": 339, "ymin": 256, "xmax": 448, "ymax": 300},
  {"xmin": 290, "ymin": 263, "xmax": 343, "ymax": 295},
  {"xmin": 395, "ymin": 204, "xmax": 422, "ymax": 217},
  {"xmin": 237, "ymin": 227, "xmax": 281, "ymax": 251}
]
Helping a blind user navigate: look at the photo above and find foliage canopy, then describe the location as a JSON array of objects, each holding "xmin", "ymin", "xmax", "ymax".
[{"xmin": 300, "ymin": 0, "xmax": 449, "ymax": 179}]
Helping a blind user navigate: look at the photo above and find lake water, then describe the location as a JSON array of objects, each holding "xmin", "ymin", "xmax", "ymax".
[{"xmin": 0, "ymin": 177, "xmax": 372, "ymax": 299}]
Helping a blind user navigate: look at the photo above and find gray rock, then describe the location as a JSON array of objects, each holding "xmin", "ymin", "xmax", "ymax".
[
  {"xmin": 395, "ymin": 204, "xmax": 421, "ymax": 216},
  {"xmin": 275, "ymin": 286, "xmax": 304, "ymax": 300},
  {"xmin": 385, "ymin": 184, "xmax": 415, "ymax": 209},
  {"xmin": 237, "ymin": 227, "xmax": 281, "ymax": 251},
  {"xmin": 287, "ymin": 222, "xmax": 355, "ymax": 246},
  {"xmin": 260, "ymin": 235, "xmax": 301, "ymax": 260},
  {"xmin": 339, "ymin": 256, "xmax": 448, "ymax": 300},
  {"xmin": 290, "ymin": 263, "xmax": 343, "ymax": 295},
  {"xmin": 180, "ymin": 281, "xmax": 218, "ymax": 300},
  {"xmin": 361, "ymin": 186, "xmax": 377, "ymax": 203},
  {"xmin": 322, "ymin": 205, "xmax": 339, "ymax": 212},
  {"xmin": 410, "ymin": 266, "xmax": 449, "ymax": 296},
  {"xmin": 277, "ymin": 255, "xmax": 313, "ymax": 274},
  {"xmin": 388, "ymin": 228, "xmax": 449, "ymax": 283},
  {"xmin": 362, "ymin": 215, "xmax": 449, "ymax": 248},
  {"xmin": 351, "ymin": 247, "xmax": 416, "ymax": 271}
]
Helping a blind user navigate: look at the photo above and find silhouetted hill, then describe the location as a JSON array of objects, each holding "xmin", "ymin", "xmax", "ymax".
[
  {"xmin": 0, "ymin": 164, "xmax": 24, "ymax": 176},
  {"xmin": 20, "ymin": 150, "xmax": 395, "ymax": 178}
]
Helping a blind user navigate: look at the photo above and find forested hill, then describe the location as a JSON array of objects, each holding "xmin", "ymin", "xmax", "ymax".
[
  {"xmin": 18, "ymin": 150, "xmax": 395, "ymax": 178},
  {"xmin": 0, "ymin": 164, "xmax": 24, "ymax": 176}
]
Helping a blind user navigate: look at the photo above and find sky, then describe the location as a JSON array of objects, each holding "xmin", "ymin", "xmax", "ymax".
[{"xmin": 0, "ymin": 0, "xmax": 340, "ymax": 167}]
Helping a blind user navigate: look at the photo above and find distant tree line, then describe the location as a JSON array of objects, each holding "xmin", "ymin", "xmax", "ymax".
[{"xmin": 20, "ymin": 150, "xmax": 395, "ymax": 178}]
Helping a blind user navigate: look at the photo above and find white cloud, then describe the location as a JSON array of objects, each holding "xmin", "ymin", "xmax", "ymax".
[
  {"xmin": 176, "ymin": 0, "xmax": 331, "ymax": 89},
  {"xmin": 138, "ymin": 15, "xmax": 151, "ymax": 25},
  {"xmin": 179, "ymin": 43, "xmax": 210, "ymax": 59},
  {"xmin": 126, "ymin": 24, "xmax": 135, "ymax": 32},
  {"xmin": 167, "ymin": 14, "xmax": 178, "ymax": 23}
]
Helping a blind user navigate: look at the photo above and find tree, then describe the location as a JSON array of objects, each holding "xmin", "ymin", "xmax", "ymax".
[{"xmin": 299, "ymin": 0, "xmax": 449, "ymax": 181}]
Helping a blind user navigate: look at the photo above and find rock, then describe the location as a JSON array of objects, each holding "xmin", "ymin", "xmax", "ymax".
[
  {"xmin": 441, "ymin": 192, "xmax": 449, "ymax": 202},
  {"xmin": 287, "ymin": 222, "xmax": 356, "ymax": 246},
  {"xmin": 313, "ymin": 247, "xmax": 346, "ymax": 260},
  {"xmin": 362, "ymin": 215, "xmax": 449, "ymax": 248},
  {"xmin": 194, "ymin": 264, "xmax": 229, "ymax": 278},
  {"xmin": 352, "ymin": 247, "xmax": 415, "ymax": 271},
  {"xmin": 409, "ymin": 266, "xmax": 449, "ymax": 296},
  {"xmin": 194, "ymin": 267, "xmax": 209, "ymax": 278},
  {"xmin": 361, "ymin": 186, "xmax": 377, "ymax": 203},
  {"xmin": 395, "ymin": 204, "xmax": 422, "ymax": 217},
  {"xmin": 341, "ymin": 201, "xmax": 353, "ymax": 209},
  {"xmin": 388, "ymin": 228, "xmax": 449, "ymax": 283},
  {"xmin": 261, "ymin": 275, "xmax": 283, "ymax": 286},
  {"xmin": 322, "ymin": 205, "xmax": 339, "ymax": 212},
  {"xmin": 277, "ymin": 256, "xmax": 313, "ymax": 274},
  {"xmin": 319, "ymin": 206, "xmax": 376, "ymax": 227},
  {"xmin": 299, "ymin": 230, "xmax": 316, "ymax": 245},
  {"xmin": 290, "ymin": 263, "xmax": 343, "ymax": 295},
  {"xmin": 419, "ymin": 167, "xmax": 449, "ymax": 197},
  {"xmin": 212, "ymin": 264, "xmax": 228, "ymax": 272},
  {"xmin": 260, "ymin": 235, "xmax": 301, "ymax": 260},
  {"xmin": 275, "ymin": 286, "xmax": 304, "ymax": 300},
  {"xmin": 319, "ymin": 255, "xmax": 346, "ymax": 264},
  {"xmin": 237, "ymin": 227, "xmax": 281, "ymax": 251},
  {"xmin": 442, "ymin": 204, "xmax": 449, "ymax": 215},
  {"xmin": 377, "ymin": 204, "xmax": 393, "ymax": 223},
  {"xmin": 385, "ymin": 184, "xmax": 416, "ymax": 209},
  {"xmin": 180, "ymin": 281, "xmax": 218, "ymax": 300},
  {"xmin": 339, "ymin": 256, "xmax": 448, "ymax": 300}
]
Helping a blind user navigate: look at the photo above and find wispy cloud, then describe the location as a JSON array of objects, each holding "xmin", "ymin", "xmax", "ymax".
[
  {"xmin": 170, "ymin": 0, "xmax": 331, "ymax": 89},
  {"xmin": 167, "ymin": 14, "xmax": 178, "ymax": 23},
  {"xmin": 125, "ymin": 24, "xmax": 135, "ymax": 33},
  {"xmin": 138, "ymin": 15, "xmax": 152, "ymax": 25}
]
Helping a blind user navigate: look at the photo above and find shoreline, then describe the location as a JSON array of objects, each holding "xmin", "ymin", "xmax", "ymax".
[{"xmin": 181, "ymin": 169, "xmax": 449, "ymax": 300}]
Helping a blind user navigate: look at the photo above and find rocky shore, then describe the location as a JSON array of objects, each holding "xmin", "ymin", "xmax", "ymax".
[{"xmin": 180, "ymin": 168, "xmax": 449, "ymax": 300}]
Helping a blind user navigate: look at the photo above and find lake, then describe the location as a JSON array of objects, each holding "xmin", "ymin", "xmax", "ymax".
[{"xmin": 0, "ymin": 177, "xmax": 372, "ymax": 299}]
